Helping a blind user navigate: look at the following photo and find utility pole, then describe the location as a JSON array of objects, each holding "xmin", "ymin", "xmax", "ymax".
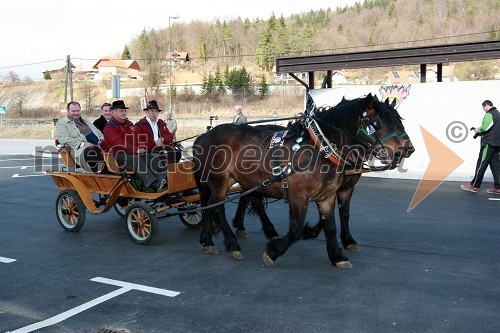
[
  {"xmin": 169, "ymin": 15, "xmax": 179, "ymax": 114},
  {"xmin": 64, "ymin": 55, "xmax": 73, "ymax": 103}
]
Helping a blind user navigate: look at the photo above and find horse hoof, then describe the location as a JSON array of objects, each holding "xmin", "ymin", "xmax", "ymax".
[
  {"xmin": 335, "ymin": 260, "xmax": 353, "ymax": 269},
  {"xmin": 227, "ymin": 250, "xmax": 244, "ymax": 260},
  {"xmin": 262, "ymin": 251, "xmax": 274, "ymax": 267},
  {"xmin": 346, "ymin": 244, "xmax": 360, "ymax": 252},
  {"xmin": 202, "ymin": 246, "xmax": 219, "ymax": 255},
  {"xmin": 236, "ymin": 230, "xmax": 249, "ymax": 238}
]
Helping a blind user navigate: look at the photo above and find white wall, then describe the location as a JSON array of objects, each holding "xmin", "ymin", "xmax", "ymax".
[{"xmin": 309, "ymin": 81, "xmax": 500, "ymax": 182}]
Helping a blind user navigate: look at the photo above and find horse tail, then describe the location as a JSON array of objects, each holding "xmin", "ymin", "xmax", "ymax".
[{"xmin": 301, "ymin": 217, "xmax": 325, "ymax": 239}]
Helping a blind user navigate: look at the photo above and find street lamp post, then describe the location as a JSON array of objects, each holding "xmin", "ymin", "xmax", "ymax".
[{"xmin": 169, "ymin": 15, "xmax": 179, "ymax": 114}]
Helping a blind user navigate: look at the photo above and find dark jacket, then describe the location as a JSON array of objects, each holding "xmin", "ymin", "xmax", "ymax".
[
  {"xmin": 135, "ymin": 117, "xmax": 174, "ymax": 151},
  {"xmin": 478, "ymin": 107, "xmax": 500, "ymax": 147},
  {"xmin": 93, "ymin": 115, "xmax": 108, "ymax": 133}
]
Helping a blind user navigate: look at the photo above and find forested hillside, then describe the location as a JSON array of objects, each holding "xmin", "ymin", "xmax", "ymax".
[
  {"xmin": 1, "ymin": 0, "xmax": 499, "ymax": 120},
  {"xmin": 127, "ymin": 0, "xmax": 500, "ymax": 82}
]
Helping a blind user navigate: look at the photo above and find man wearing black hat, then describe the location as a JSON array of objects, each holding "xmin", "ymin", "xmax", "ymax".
[
  {"xmin": 135, "ymin": 100, "xmax": 181, "ymax": 167},
  {"xmin": 135, "ymin": 100, "xmax": 174, "ymax": 150},
  {"xmin": 103, "ymin": 100, "xmax": 167, "ymax": 192}
]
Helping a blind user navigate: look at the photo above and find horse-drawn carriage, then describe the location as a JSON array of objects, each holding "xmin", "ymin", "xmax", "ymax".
[{"xmin": 46, "ymin": 92, "xmax": 414, "ymax": 268}]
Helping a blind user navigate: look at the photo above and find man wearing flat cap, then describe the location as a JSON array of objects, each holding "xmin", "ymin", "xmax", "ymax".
[{"xmin": 103, "ymin": 100, "xmax": 167, "ymax": 192}]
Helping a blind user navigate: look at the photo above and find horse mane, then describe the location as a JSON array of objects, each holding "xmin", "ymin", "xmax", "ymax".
[
  {"xmin": 315, "ymin": 97, "xmax": 366, "ymax": 133},
  {"xmin": 372, "ymin": 100, "xmax": 405, "ymax": 130}
]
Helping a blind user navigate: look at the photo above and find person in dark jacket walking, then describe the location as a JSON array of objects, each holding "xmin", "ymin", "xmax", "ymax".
[{"xmin": 461, "ymin": 100, "xmax": 500, "ymax": 194}]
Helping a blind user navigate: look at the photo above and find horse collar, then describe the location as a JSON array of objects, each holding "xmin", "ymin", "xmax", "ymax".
[
  {"xmin": 305, "ymin": 118, "xmax": 349, "ymax": 167},
  {"xmin": 269, "ymin": 130, "xmax": 289, "ymax": 148}
]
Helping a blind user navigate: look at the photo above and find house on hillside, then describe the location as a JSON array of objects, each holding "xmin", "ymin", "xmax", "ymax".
[
  {"xmin": 172, "ymin": 72, "xmax": 203, "ymax": 85},
  {"xmin": 383, "ymin": 70, "xmax": 419, "ymax": 85},
  {"xmin": 74, "ymin": 63, "xmax": 99, "ymax": 81},
  {"xmin": 92, "ymin": 58, "xmax": 142, "ymax": 81},
  {"xmin": 170, "ymin": 71, "xmax": 204, "ymax": 95},
  {"xmin": 165, "ymin": 51, "xmax": 190, "ymax": 67}
]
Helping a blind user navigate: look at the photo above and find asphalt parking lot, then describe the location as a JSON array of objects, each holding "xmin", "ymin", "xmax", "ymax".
[{"xmin": 0, "ymin": 152, "xmax": 499, "ymax": 333}]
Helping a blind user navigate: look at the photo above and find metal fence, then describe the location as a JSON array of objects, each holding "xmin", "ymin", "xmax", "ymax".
[{"xmin": 1, "ymin": 119, "xmax": 56, "ymax": 127}]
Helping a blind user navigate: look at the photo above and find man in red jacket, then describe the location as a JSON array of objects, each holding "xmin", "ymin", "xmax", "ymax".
[
  {"xmin": 135, "ymin": 100, "xmax": 181, "ymax": 165},
  {"xmin": 135, "ymin": 100, "xmax": 174, "ymax": 150},
  {"xmin": 103, "ymin": 100, "xmax": 167, "ymax": 192}
]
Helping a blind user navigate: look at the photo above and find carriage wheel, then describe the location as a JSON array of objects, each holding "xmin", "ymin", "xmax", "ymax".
[
  {"xmin": 56, "ymin": 189, "xmax": 86, "ymax": 232},
  {"xmin": 125, "ymin": 203, "xmax": 158, "ymax": 245},
  {"xmin": 114, "ymin": 197, "xmax": 132, "ymax": 218},
  {"xmin": 179, "ymin": 204, "xmax": 202, "ymax": 229}
]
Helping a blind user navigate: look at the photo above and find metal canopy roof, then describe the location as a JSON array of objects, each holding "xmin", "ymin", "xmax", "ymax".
[{"xmin": 275, "ymin": 40, "xmax": 500, "ymax": 74}]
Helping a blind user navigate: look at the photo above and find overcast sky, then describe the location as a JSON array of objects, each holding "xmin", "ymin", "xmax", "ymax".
[{"xmin": 0, "ymin": 0, "xmax": 359, "ymax": 80}]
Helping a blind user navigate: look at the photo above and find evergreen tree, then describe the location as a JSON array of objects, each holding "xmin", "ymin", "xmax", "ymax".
[
  {"xmin": 200, "ymin": 38, "xmax": 207, "ymax": 63},
  {"xmin": 121, "ymin": 45, "xmax": 131, "ymax": 60},
  {"xmin": 258, "ymin": 74, "xmax": 269, "ymax": 99},
  {"xmin": 201, "ymin": 73, "xmax": 215, "ymax": 95},
  {"xmin": 256, "ymin": 28, "xmax": 274, "ymax": 71},
  {"xmin": 225, "ymin": 67, "xmax": 252, "ymax": 98}
]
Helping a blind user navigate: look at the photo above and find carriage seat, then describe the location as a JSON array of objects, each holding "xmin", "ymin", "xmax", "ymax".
[
  {"xmin": 102, "ymin": 152, "xmax": 135, "ymax": 174},
  {"xmin": 55, "ymin": 139, "xmax": 105, "ymax": 173},
  {"xmin": 55, "ymin": 139, "xmax": 77, "ymax": 171}
]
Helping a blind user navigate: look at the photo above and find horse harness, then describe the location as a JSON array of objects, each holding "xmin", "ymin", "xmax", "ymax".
[{"xmin": 266, "ymin": 108, "xmax": 390, "ymax": 202}]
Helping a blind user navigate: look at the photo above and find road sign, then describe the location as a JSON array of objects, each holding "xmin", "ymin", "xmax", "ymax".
[{"xmin": 0, "ymin": 106, "xmax": 6, "ymax": 114}]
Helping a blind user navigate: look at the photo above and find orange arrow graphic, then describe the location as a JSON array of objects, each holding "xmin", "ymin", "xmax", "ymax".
[{"xmin": 408, "ymin": 126, "xmax": 464, "ymax": 212}]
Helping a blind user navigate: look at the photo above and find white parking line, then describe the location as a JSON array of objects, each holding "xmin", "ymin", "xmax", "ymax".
[
  {"xmin": 0, "ymin": 256, "xmax": 16, "ymax": 263},
  {"xmin": 488, "ymin": 198, "xmax": 500, "ymax": 201},
  {"xmin": 0, "ymin": 166, "xmax": 32, "ymax": 169},
  {"xmin": 12, "ymin": 174, "xmax": 47, "ymax": 178},
  {"xmin": 7, "ymin": 277, "xmax": 181, "ymax": 333},
  {"xmin": 91, "ymin": 277, "xmax": 181, "ymax": 297}
]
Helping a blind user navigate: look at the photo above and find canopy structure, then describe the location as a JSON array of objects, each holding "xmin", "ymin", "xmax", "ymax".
[{"xmin": 275, "ymin": 40, "xmax": 500, "ymax": 88}]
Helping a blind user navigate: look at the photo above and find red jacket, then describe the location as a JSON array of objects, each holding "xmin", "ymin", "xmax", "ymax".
[
  {"xmin": 103, "ymin": 117, "xmax": 143, "ymax": 154},
  {"xmin": 135, "ymin": 117, "xmax": 174, "ymax": 151}
]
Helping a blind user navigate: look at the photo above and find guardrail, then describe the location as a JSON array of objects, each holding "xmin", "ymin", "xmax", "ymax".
[{"xmin": 1, "ymin": 119, "xmax": 56, "ymax": 127}]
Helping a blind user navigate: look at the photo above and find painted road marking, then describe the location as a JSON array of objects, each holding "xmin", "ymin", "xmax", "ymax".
[
  {"xmin": 12, "ymin": 173, "xmax": 47, "ymax": 178},
  {"xmin": 91, "ymin": 277, "xmax": 181, "ymax": 297},
  {"xmin": 7, "ymin": 277, "xmax": 181, "ymax": 333},
  {"xmin": 0, "ymin": 256, "xmax": 16, "ymax": 263},
  {"xmin": 0, "ymin": 166, "xmax": 33, "ymax": 169},
  {"xmin": 488, "ymin": 198, "xmax": 500, "ymax": 201}
]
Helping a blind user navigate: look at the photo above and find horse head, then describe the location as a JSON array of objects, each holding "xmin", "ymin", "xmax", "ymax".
[{"xmin": 366, "ymin": 97, "xmax": 415, "ymax": 169}]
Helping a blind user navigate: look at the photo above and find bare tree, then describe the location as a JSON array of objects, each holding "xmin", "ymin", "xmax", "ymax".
[
  {"xmin": 23, "ymin": 76, "xmax": 33, "ymax": 84},
  {"xmin": 7, "ymin": 71, "xmax": 20, "ymax": 85},
  {"xmin": 12, "ymin": 91, "xmax": 26, "ymax": 117},
  {"xmin": 78, "ymin": 81, "xmax": 98, "ymax": 112}
]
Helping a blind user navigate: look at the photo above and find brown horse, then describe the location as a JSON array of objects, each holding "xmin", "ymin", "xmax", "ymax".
[
  {"xmin": 192, "ymin": 94, "xmax": 412, "ymax": 268},
  {"xmin": 232, "ymin": 97, "xmax": 414, "ymax": 252}
]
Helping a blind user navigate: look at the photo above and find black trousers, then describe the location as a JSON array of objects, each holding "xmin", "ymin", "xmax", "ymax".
[
  {"xmin": 471, "ymin": 144, "xmax": 500, "ymax": 189},
  {"xmin": 115, "ymin": 152, "xmax": 165, "ymax": 188}
]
